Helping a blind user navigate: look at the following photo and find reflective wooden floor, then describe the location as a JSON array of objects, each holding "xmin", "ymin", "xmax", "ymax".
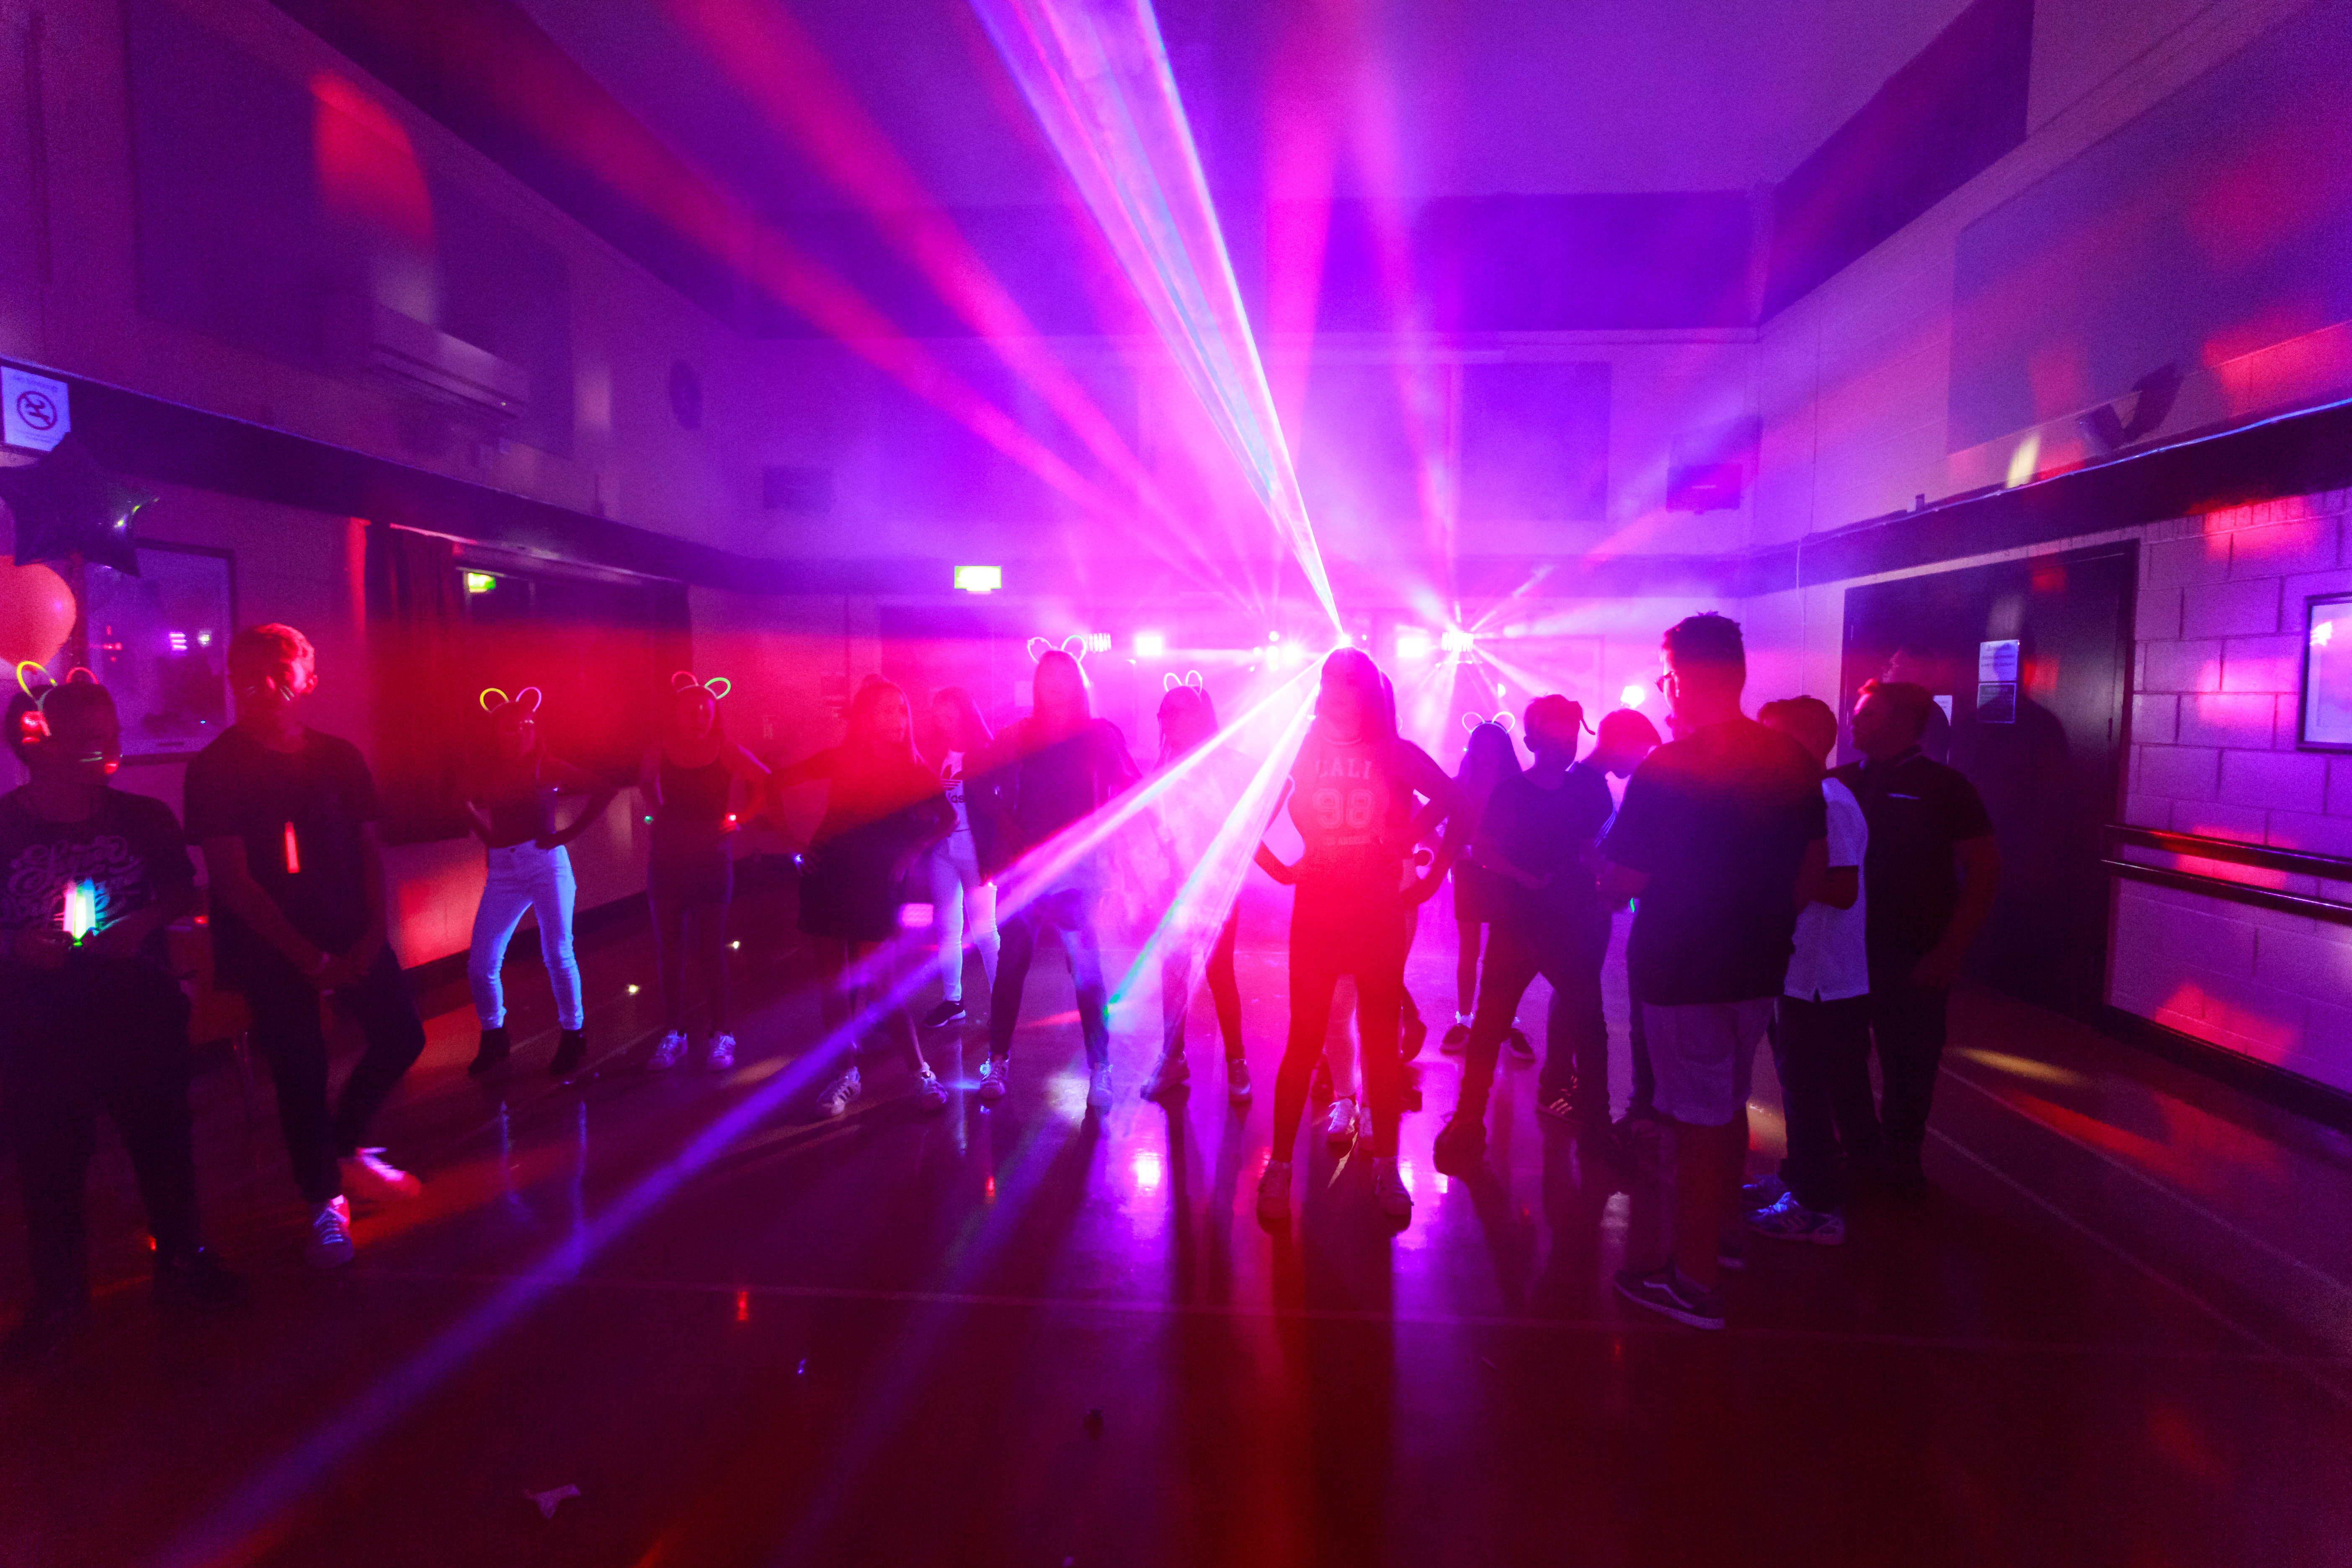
[{"xmin": 3, "ymin": 877, "xmax": 2349, "ymax": 1567}]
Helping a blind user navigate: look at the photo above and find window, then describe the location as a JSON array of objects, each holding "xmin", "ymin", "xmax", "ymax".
[
  {"xmin": 2300, "ymin": 594, "xmax": 2352, "ymax": 751},
  {"xmin": 83, "ymin": 544, "xmax": 235, "ymax": 761}
]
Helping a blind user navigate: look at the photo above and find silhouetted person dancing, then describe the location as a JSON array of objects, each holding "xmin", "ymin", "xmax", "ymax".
[
  {"xmin": 462, "ymin": 686, "xmax": 615, "ymax": 1080},
  {"xmin": 1255, "ymin": 649, "xmax": 1460, "ymax": 1228},
  {"xmin": 1, "ymin": 671, "xmax": 243, "ymax": 1361},
  {"xmin": 1431, "ymin": 696, "xmax": 1615, "ymax": 1176},
  {"xmin": 975, "ymin": 649, "xmax": 1140, "ymax": 1112},
  {"xmin": 1834, "ymin": 679, "xmax": 1999, "ymax": 1197},
  {"xmin": 186, "ymin": 625, "xmax": 427, "ymax": 1269},
  {"xmin": 780, "ymin": 678, "xmax": 954, "ymax": 1118},
  {"xmin": 1746, "ymin": 696, "xmax": 1867, "ymax": 1242},
  {"xmin": 1602, "ymin": 614, "xmax": 1825, "ymax": 1330}
]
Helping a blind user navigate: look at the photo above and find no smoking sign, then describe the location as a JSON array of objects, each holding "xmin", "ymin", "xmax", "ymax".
[{"xmin": 3, "ymin": 366, "xmax": 70, "ymax": 451}]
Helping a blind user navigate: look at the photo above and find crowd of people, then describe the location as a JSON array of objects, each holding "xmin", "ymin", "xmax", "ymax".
[{"xmin": 0, "ymin": 606, "xmax": 2001, "ymax": 1358}]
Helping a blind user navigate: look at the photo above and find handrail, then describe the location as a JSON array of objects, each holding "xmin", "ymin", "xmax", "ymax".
[
  {"xmin": 2102, "ymin": 823, "xmax": 2352, "ymax": 882},
  {"xmin": 2103, "ymin": 858, "xmax": 2352, "ymax": 926}
]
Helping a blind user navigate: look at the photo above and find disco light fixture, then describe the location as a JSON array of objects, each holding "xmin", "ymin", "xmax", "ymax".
[
  {"xmin": 954, "ymin": 564, "xmax": 1003, "ymax": 595},
  {"xmin": 1132, "ymin": 630, "xmax": 1167, "ymax": 658},
  {"xmin": 1439, "ymin": 629, "xmax": 1476, "ymax": 654},
  {"xmin": 1394, "ymin": 628, "xmax": 1434, "ymax": 661}
]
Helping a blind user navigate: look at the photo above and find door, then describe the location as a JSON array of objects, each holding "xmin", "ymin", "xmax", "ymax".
[{"xmin": 1838, "ymin": 542, "xmax": 2136, "ymax": 1019}]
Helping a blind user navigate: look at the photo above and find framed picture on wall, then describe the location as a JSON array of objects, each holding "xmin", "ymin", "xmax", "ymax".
[
  {"xmin": 83, "ymin": 544, "xmax": 236, "ymax": 760},
  {"xmin": 2301, "ymin": 594, "xmax": 2352, "ymax": 752}
]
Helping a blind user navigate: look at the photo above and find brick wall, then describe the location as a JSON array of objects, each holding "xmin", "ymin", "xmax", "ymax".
[{"xmin": 2118, "ymin": 487, "xmax": 2352, "ymax": 1088}]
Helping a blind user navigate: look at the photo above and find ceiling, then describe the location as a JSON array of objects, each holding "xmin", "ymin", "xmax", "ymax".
[{"xmin": 513, "ymin": 0, "xmax": 1976, "ymax": 217}]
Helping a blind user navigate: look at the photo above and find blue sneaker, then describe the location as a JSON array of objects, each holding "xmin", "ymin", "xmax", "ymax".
[{"xmin": 1745, "ymin": 1191, "xmax": 1846, "ymax": 1246}]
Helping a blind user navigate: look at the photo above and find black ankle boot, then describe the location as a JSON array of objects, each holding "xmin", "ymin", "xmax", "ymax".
[
  {"xmin": 549, "ymin": 1029, "xmax": 587, "ymax": 1078},
  {"xmin": 468, "ymin": 1026, "xmax": 511, "ymax": 1076}
]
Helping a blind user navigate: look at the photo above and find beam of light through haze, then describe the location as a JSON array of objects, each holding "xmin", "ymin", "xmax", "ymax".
[{"xmin": 970, "ymin": 0, "xmax": 1344, "ymax": 631}]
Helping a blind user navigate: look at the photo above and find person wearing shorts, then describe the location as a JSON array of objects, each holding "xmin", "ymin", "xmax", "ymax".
[{"xmin": 1599, "ymin": 614, "xmax": 1825, "ymax": 1330}]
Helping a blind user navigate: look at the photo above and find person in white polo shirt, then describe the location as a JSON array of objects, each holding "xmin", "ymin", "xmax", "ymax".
[{"xmin": 1747, "ymin": 696, "xmax": 1867, "ymax": 1244}]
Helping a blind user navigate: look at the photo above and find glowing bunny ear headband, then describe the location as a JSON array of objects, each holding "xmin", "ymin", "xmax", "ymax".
[
  {"xmin": 478, "ymin": 686, "xmax": 543, "ymax": 717},
  {"xmin": 671, "ymin": 670, "xmax": 732, "ymax": 701},
  {"xmin": 1461, "ymin": 710, "xmax": 1516, "ymax": 735},
  {"xmin": 1025, "ymin": 634, "xmax": 1089, "ymax": 665},
  {"xmin": 14, "ymin": 660, "xmax": 96, "ymax": 745},
  {"xmin": 1161, "ymin": 671, "xmax": 1204, "ymax": 694}
]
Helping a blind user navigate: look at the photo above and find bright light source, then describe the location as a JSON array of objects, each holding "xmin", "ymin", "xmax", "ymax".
[
  {"xmin": 953, "ymin": 564, "xmax": 1002, "ymax": 594},
  {"xmin": 62, "ymin": 880, "xmax": 98, "ymax": 942},
  {"xmin": 196, "ymin": 631, "xmax": 213, "ymax": 647},
  {"xmin": 464, "ymin": 571, "xmax": 498, "ymax": 594},
  {"xmin": 730, "ymin": 940, "xmax": 741, "ymax": 950},
  {"xmin": 900, "ymin": 903, "xmax": 934, "ymax": 930},
  {"xmin": 1132, "ymin": 630, "xmax": 1166, "ymax": 658},
  {"xmin": 1084, "ymin": 632, "xmax": 1113, "ymax": 654},
  {"xmin": 1620, "ymin": 682, "xmax": 1649, "ymax": 708},
  {"xmin": 167, "ymin": 631, "xmax": 188, "ymax": 653},
  {"xmin": 626, "ymin": 983, "xmax": 641, "ymax": 995},
  {"xmin": 1439, "ymin": 629, "xmax": 1475, "ymax": 654},
  {"xmin": 1269, "ymin": 630, "xmax": 1282, "ymax": 642},
  {"xmin": 1395, "ymin": 629, "xmax": 1434, "ymax": 661}
]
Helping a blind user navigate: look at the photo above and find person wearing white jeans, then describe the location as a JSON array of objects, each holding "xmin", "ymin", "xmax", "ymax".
[
  {"xmin": 926, "ymin": 829, "xmax": 997, "ymax": 1024},
  {"xmin": 470, "ymin": 841, "xmax": 585, "ymax": 1037}
]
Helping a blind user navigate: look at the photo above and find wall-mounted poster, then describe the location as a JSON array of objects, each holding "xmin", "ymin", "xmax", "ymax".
[{"xmin": 83, "ymin": 544, "xmax": 235, "ymax": 759}]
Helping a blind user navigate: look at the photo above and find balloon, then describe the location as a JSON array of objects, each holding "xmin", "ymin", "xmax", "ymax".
[{"xmin": 0, "ymin": 559, "xmax": 74, "ymax": 670}]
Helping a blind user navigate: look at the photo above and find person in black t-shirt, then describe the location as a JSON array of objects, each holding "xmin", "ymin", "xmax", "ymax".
[
  {"xmin": 971, "ymin": 650, "xmax": 1141, "ymax": 1112},
  {"xmin": 1600, "ymin": 614, "xmax": 1826, "ymax": 1331},
  {"xmin": 1432, "ymin": 696, "xmax": 1615, "ymax": 1174},
  {"xmin": 776, "ymin": 678, "xmax": 954, "ymax": 1120},
  {"xmin": 0, "ymin": 673, "xmax": 242, "ymax": 1362},
  {"xmin": 1832, "ymin": 678, "xmax": 2001, "ymax": 1196},
  {"xmin": 184, "ymin": 625, "xmax": 427, "ymax": 1270}
]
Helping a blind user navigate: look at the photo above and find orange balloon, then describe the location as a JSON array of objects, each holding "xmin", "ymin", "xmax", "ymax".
[{"xmin": 0, "ymin": 559, "xmax": 75, "ymax": 670}]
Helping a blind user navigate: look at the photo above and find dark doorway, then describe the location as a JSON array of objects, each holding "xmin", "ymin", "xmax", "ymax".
[{"xmin": 1839, "ymin": 542, "xmax": 2137, "ymax": 1019}]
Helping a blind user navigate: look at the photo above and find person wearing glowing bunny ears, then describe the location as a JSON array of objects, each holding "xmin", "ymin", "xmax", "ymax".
[
  {"xmin": 640, "ymin": 670, "xmax": 771, "ymax": 1071},
  {"xmin": 185, "ymin": 624, "xmax": 428, "ymax": 1270},
  {"xmin": 971, "ymin": 639, "xmax": 1141, "ymax": 1113},
  {"xmin": 461, "ymin": 686, "xmax": 617, "ymax": 1080},
  {"xmin": 0, "ymin": 664, "xmax": 243, "ymax": 1361}
]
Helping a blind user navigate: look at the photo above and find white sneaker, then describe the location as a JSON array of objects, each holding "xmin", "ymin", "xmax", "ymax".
[
  {"xmin": 819, "ymin": 1066, "xmax": 862, "ymax": 1118},
  {"xmin": 339, "ymin": 1148, "xmax": 420, "ymax": 1202},
  {"xmin": 1256, "ymin": 1158, "xmax": 1292, "ymax": 1222},
  {"xmin": 1088, "ymin": 1065, "xmax": 1113, "ymax": 1112},
  {"xmin": 1324, "ymin": 1096, "xmax": 1359, "ymax": 1151},
  {"xmin": 977, "ymin": 1056, "xmax": 1011, "ymax": 1104},
  {"xmin": 707, "ymin": 1033, "xmax": 736, "ymax": 1071},
  {"xmin": 647, "ymin": 1030, "xmax": 688, "ymax": 1070},
  {"xmin": 306, "ymin": 1197, "xmax": 355, "ymax": 1269}
]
